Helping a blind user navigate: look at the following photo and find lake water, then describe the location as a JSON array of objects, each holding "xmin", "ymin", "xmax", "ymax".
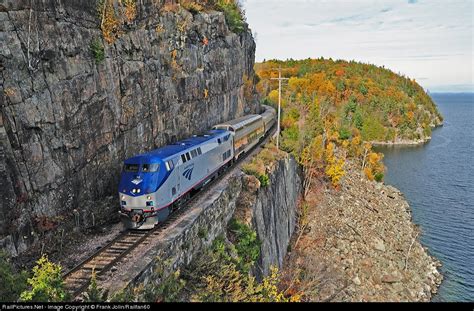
[{"xmin": 376, "ymin": 93, "xmax": 474, "ymax": 302}]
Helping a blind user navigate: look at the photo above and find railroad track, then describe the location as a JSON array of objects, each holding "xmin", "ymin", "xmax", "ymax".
[
  {"xmin": 63, "ymin": 125, "xmax": 277, "ymax": 300},
  {"xmin": 63, "ymin": 201, "xmax": 195, "ymax": 299}
]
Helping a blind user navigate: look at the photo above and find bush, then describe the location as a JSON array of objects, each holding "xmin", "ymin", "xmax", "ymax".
[
  {"xmin": 354, "ymin": 110, "xmax": 364, "ymax": 130},
  {"xmin": 20, "ymin": 255, "xmax": 68, "ymax": 302},
  {"xmin": 184, "ymin": 234, "xmax": 297, "ymax": 302},
  {"xmin": 258, "ymin": 174, "xmax": 269, "ymax": 187},
  {"xmin": 181, "ymin": 0, "xmax": 204, "ymax": 14},
  {"xmin": 83, "ymin": 269, "xmax": 108, "ymax": 302},
  {"xmin": 216, "ymin": 0, "xmax": 246, "ymax": 33},
  {"xmin": 0, "ymin": 252, "xmax": 28, "ymax": 301},
  {"xmin": 338, "ymin": 127, "xmax": 351, "ymax": 140},
  {"xmin": 229, "ymin": 220, "xmax": 261, "ymax": 273},
  {"xmin": 374, "ymin": 172, "xmax": 384, "ymax": 182},
  {"xmin": 90, "ymin": 39, "xmax": 105, "ymax": 63}
]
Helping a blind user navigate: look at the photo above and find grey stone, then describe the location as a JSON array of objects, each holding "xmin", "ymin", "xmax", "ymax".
[
  {"xmin": 0, "ymin": 1, "xmax": 258, "ymax": 256},
  {"xmin": 374, "ymin": 238, "xmax": 386, "ymax": 252},
  {"xmin": 353, "ymin": 276, "xmax": 361, "ymax": 286}
]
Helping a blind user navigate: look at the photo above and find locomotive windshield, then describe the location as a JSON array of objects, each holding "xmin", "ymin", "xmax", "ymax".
[
  {"xmin": 142, "ymin": 163, "xmax": 159, "ymax": 173},
  {"xmin": 123, "ymin": 164, "xmax": 139, "ymax": 172},
  {"xmin": 123, "ymin": 163, "xmax": 159, "ymax": 173}
]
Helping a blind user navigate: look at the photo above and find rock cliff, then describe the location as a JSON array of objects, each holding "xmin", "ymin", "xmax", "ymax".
[
  {"xmin": 236, "ymin": 154, "xmax": 302, "ymax": 279},
  {"xmin": 0, "ymin": 0, "xmax": 258, "ymax": 256}
]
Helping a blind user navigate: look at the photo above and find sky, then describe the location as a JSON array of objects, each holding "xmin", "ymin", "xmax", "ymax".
[{"xmin": 242, "ymin": 0, "xmax": 473, "ymax": 92}]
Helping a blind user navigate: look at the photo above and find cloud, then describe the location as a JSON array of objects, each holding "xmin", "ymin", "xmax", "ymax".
[
  {"xmin": 243, "ymin": 0, "xmax": 473, "ymax": 92},
  {"xmin": 408, "ymin": 0, "xmax": 418, "ymax": 4}
]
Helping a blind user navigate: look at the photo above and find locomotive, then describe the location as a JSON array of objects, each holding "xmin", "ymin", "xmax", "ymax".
[{"xmin": 118, "ymin": 105, "xmax": 276, "ymax": 229}]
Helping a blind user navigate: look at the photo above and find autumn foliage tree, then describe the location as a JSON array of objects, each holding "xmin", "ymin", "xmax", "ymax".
[
  {"xmin": 20, "ymin": 255, "xmax": 68, "ymax": 302},
  {"xmin": 324, "ymin": 142, "xmax": 345, "ymax": 188}
]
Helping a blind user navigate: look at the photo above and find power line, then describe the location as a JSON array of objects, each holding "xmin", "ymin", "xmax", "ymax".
[{"xmin": 270, "ymin": 66, "xmax": 289, "ymax": 149}]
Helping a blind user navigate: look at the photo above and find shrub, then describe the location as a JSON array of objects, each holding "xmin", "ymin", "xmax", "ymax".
[
  {"xmin": 374, "ymin": 172, "xmax": 384, "ymax": 182},
  {"xmin": 229, "ymin": 219, "xmax": 261, "ymax": 273},
  {"xmin": 258, "ymin": 174, "xmax": 269, "ymax": 187},
  {"xmin": 181, "ymin": 0, "xmax": 204, "ymax": 14},
  {"xmin": 90, "ymin": 39, "xmax": 105, "ymax": 63},
  {"xmin": 364, "ymin": 151, "xmax": 385, "ymax": 182},
  {"xmin": 324, "ymin": 143, "xmax": 345, "ymax": 187},
  {"xmin": 0, "ymin": 252, "xmax": 28, "ymax": 301},
  {"xmin": 185, "ymin": 234, "xmax": 297, "ymax": 302},
  {"xmin": 198, "ymin": 226, "xmax": 208, "ymax": 239},
  {"xmin": 338, "ymin": 127, "xmax": 351, "ymax": 140},
  {"xmin": 20, "ymin": 255, "xmax": 68, "ymax": 302},
  {"xmin": 354, "ymin": 110, "xmax": 364, "ymax": 130},
  {"xmin": 216, "ymin": 0, "xmax": 246, "ymax": 33},
  {"xmin": 83, "ymin": 269, "xmax": 108, "ymax": 302}
]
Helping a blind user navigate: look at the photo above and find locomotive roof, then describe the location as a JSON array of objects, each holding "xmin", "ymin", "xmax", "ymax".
[{"xmin": 124, "ymin": 129, "xmax": 228, "ymax": 164}]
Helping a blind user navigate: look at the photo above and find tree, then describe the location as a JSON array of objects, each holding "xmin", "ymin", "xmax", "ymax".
[
  {"xmin": 20, "ymin": 255, "xmax": 68, "ymax": 302},
  {"xmin": 324, "ymin": 143, "xmax": 345, "ymax": 188},
  {"xmin": 300, "ymin": 135, "xmax": 325, "ymax": 197},
  {"xmin": 0, "ymin": 252, "xmax": 28, "ymax": 301},
  {"xmin": 364, "ymin": 151, "xmax": 385, "ymax": 182},
  {"xmin": 361, "ymin": 117, "xmax": 386, "ymax": 141}
]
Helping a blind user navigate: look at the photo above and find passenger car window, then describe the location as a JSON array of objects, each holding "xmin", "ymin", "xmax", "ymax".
[
  {"xmin": 197, "ymin": 148, "xmax": 202, "ymax": 155},
  {"xmin": 191, "ymin": 150, "xmax": 197, "ymax": 158},
  {"xmin": 186, "ymin": 153, "xmax": 191, "ymax": 161},
  {"xmin": 142, "ymin": 164, "xmax": 159, "ymax": 173},
  {"xmin": 181, "ymin": 154, "xmax": 187, "ymax": 163},
  {"xmin": 123, "ymin": 164, "xmax": 139, "ymax": 172}
]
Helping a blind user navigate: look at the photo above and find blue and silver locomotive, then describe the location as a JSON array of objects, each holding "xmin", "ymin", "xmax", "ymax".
[
  {"xmin": 118, "ymin": 130, "xmax": 234, "ymax": 229},
  {"xmin": 118, "ymin": 106, "xmax": 276, "ymax": 229}
]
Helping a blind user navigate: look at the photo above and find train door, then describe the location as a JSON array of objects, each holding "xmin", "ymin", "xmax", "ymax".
[{"xmin": 170, "ymin": 156, "xmax": 181, "ymax": 203}]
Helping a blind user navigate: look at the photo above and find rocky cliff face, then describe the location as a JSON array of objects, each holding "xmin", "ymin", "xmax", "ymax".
[
  {"xmin": 237, "ymin": 155, "xmax": 302, "ymax": 279},
  {"xmin": 0, "ymin": 0, "xmax": 258, "ymax": 256}
]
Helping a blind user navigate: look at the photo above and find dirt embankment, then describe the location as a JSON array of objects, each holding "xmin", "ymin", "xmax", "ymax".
[{"xmin": 282, "ymin": 161, "xmax": 442, "ymax": 302}]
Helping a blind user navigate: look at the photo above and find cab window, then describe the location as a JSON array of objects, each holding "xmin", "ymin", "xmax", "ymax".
[
  {"xmin": 123, "ymin": 164, "xmax": 139, "ymax": 172},
  {"xmin": 165, "ymin": 160, "xmax": 174, "ymax": 171},
  {"xmin": 142, "ymin": 163, "xmax": 159, "ymax": 173}
]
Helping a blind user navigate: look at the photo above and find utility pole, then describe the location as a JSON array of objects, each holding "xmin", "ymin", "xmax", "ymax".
[{"xmin": 271, "ymin": 66, "xmax": 289, "ymax": 149}]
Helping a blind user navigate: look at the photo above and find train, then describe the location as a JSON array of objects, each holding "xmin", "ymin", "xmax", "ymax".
[{"xmin": 118, "ymin": 105, "xmax": 277, "ymax": 229}]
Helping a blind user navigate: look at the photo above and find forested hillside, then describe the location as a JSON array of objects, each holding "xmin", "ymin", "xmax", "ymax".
[
  {"xmin": 257, "ymin": 58, "xmax": 442, "ymax": 143},
  {"xmin": 255, "ymin": 58, "xmax": 443, "ymax": 185}
]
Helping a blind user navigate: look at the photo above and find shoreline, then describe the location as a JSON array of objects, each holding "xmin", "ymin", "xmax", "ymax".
[
  {"xmin": 371, "ymin": 138, "xmax": 431, "ymax": 147},
  {"xmin": 282, "ymin": 161, "xmax": 443, "ymax": 302},
  {"xmin": 370, "ymin": 121, "xmax": 444, "ymax": 147},
  {"xmin": 371, "ymin": 122, "xmax": 444, "ymax": 147}
]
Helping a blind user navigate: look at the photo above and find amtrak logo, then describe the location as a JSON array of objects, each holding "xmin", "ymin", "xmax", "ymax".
[
  {"xmin": 131, "ymin": 177, "xmax": 142, "ymax": 185},
  {"xmin": 183, "ymin": 167, "xmax": 194, "ymax": 180}
]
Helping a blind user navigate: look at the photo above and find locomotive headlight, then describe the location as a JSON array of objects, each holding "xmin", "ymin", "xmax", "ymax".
[
  {"xmin": 147, "ymin": 195, "xmax": 152, "ymax": 200},
  {"xmin": 137, "ymin": 189, "xmax": 141, "ymax": 194},
  {"xmin": 121, "ymin": 195, "xmax": 125, "ymax": 200},
  {"xmin": 132, "ymin": 189, "xmax": 136, "ymax": 194}
]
